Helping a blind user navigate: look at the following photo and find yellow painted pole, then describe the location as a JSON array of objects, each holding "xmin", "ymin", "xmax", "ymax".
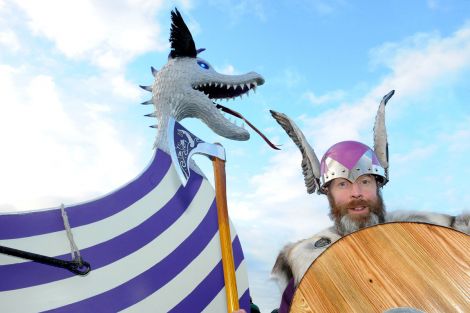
[{"xmin": 212, "ymin": 155, "xmax": 239, "ymax": 313}]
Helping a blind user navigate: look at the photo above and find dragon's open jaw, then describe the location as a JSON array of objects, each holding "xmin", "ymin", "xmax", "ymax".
[
  {"xmin": 191, "ymin": 77, "xmax": 279, "ymax": 150},
  {"xmin": 192, "ymin": 78, "xmax": 263, "ymax": 100}
]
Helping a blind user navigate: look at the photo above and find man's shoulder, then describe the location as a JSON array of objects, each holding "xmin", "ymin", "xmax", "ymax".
[
  {"xmin": 271, "ymin": 226, "xmax": 341, "ymax": 289},
  {"xmin": 292, "ymin": 227, "xmax": 341, "ymax": 253},
  {"xmin": 385, "ymin": 210, "xmax": 454, "ymax": 226},
  {"xmin": 385, "ymin": 210, "xmax": 469, "ymax": 234}
]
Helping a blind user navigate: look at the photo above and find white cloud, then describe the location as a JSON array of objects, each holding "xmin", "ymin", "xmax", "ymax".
[
  {"xmin": 11, "ymin": 0, "xmax": 168, "ymax": 69},
  {"xmin": 0, "ymin": 64, "xmax": 142, "ymax": 212},
  {"xmin": 370, "ymin": 24, "xmax": 470, "ymax": 97},
  {"xmin": 0, "ymin": 29, "xmax": 20, "ymax": 51},
  {"xmin": 308, "ymin": 0, "xmax": 335, "ymax": 15},
  {"xmin": 208, "ymin": 0, "xmax": 267, "ymax": 23},
  {"xmin": 393, "ymin": 145, "xmax": 437, "ymax": 165},
  {"xmin": 231, "ymin": 145, "xmax": 331, "ymax": 255},
  {"xmin": 283, "ymin": 68, "xmax": 302, "ymax": 88},
  {"xmin": 303, "ymin": 89, "xmax": 345, "ymax": 105},
  {"xmin": 217, "ymin": 64, "xmax": 237, "ymax": 75},
  {"xmin": 439, "ymin": 116, "xmax": 470, "ymax": 153},
  {"xmin": 110, "ymin": 74, "xmax": 142, "ymax": 100},
  {"xmin": 427, "ymin": 0, "xmax": 439, "ymax": 10},
  {"xmin": 295, "ymin": 23, "xmax": 470, "ymax": 153}
]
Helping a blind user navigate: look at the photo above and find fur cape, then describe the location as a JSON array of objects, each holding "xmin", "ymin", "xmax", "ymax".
[{"xmin": 271, "ymin": 210, "xmax": 469, "ymax": 291}]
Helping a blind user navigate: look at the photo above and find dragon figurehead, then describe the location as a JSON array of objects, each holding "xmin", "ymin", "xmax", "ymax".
[{"xmin": 141, "ymin": 9, "xmax": 269, "ymax": 153}]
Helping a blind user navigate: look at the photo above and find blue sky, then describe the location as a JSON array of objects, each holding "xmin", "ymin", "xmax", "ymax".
[{"xmin": 1, "ymin": 0, "xmax": 469, "ymax": 310}]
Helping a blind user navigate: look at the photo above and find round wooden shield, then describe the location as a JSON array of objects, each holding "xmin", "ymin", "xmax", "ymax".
[{"xmin": 291, "ymin": 222, "xmax": 470, "ymax": 313}]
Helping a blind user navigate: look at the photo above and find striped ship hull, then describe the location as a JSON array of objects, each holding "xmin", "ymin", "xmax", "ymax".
[{"xmin": 0, "ymin": 149, "xmax": 250, "ymax": 312}]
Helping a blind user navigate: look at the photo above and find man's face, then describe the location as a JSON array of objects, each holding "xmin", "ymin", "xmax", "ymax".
[{"xmin": 327, "ymin": 174, "xmax": 385, "ymax": 235}]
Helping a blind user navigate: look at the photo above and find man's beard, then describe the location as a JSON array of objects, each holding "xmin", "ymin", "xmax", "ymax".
[{"xmin": 328, "ymin": 191, "xmax": 386, "ymax": 236}]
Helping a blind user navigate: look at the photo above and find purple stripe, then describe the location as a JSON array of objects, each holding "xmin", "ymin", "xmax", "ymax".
[
  {"xmin": 239, "ymin": 289, "xmax": 251, "ymax": 313},
  {"xmin": 170, "ymin": 236, "xmax": 250, "ymax": 312},
  {"xmin": 44, "ymin": 199, "xmax": 222, "ymax": 313},
  {"xmin": 0, "ymin": 149, "xmax": 171, "ymax": 239},
  {"xmin": 0, "ymin": 172, "xmax": 203, "ymax": 291}
]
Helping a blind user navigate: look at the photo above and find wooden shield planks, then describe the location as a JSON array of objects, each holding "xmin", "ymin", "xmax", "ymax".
[{"xmin": 291, "ymin": 222, "xmax": 470, "ymax": 313}]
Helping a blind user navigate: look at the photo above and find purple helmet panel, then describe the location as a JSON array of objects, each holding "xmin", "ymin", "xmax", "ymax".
[
  {"xmin": 321, "ymin": 141, "xmax": 373, "ymax": 174},
  {"xmin": 320, "ymin": 141, "xmax": 386, "ymax": 187}
]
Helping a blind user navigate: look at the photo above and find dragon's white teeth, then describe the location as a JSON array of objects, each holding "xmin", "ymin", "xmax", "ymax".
[
  {"xmin": 208, "ymin": 82, "xmax": 212, "ymax": 86},
  {"xmin": 214, "ymin": 82, "xmax": 218, "ymax": 87},
  {"xmin": 204, "ymin": 83, "xmax": 207, "ymax": 87},
  {"xmin": 227, "ymin": 84, "xmax": 231, "ymax": 90},
  {"xmin": 246, "ymin": 83, "xmax": 250, "ymax": 90}
]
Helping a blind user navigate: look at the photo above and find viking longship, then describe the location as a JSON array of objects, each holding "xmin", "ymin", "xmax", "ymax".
[{"xmin": 0, "ymin": 150, "xmax": 250, "ymax": 312}]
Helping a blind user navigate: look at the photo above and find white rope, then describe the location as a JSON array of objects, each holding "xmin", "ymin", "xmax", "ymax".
[{"xmin": 60, "ymin": 203, "xmax": 82, "ymax": 264}]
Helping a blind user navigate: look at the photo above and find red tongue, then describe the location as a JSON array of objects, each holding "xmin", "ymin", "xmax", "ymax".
[{"xmin": 215, "ymin": 103, "xmax": 280, "ymax": 150}]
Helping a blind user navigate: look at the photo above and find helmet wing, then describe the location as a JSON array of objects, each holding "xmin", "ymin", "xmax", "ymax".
[
  {"xmin": 373, "ymin": 90, "xmax": 394, "ymax": 182},
  {"xmin": 270, "ymin": 110, "xmax": 322, "ymax": 194}
]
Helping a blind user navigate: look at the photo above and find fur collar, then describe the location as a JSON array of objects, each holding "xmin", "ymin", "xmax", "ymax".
[{"xmin": 271, "ymin": 227, "xmax": 341, "ymax": 290}]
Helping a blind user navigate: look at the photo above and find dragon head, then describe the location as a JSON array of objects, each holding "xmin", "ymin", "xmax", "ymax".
[{"xmin": 141, "ymin": 9, "xmax": 268, "ymax": 152}]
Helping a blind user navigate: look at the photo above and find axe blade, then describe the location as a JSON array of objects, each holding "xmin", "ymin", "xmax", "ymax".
[{"xmin": 168, "ymin": 117, "xmax": 226, "ymax": 186}]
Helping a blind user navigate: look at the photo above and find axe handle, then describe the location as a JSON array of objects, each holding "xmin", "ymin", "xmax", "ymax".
[{"xmin": 212, "ymin": 157, "xmax": 239, "ymax": 313}]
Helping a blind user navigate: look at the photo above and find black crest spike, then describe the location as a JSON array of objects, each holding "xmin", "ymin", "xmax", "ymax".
[
  {"xmin": 169, "ymin": 8, "xmax": 197, "ymax": 58},
  {"xmin": 151, "ymin": 66, "xmax": 158, "ymax": 77},
  {"xmin": 139, "ymin": 85, "xmax": 152, "ymax": 92},
  {"xmin": 145, "ymin": 112, "xmax": 157, "ymax": 118}
]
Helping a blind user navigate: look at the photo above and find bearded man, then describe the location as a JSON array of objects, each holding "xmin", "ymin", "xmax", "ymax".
[{"xmin": 269, "ymin": 96, "xmax": 469, "ymax": 313}]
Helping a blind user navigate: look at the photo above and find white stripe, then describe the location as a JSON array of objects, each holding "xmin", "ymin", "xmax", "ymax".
[
  {"xmin": 123, "ymin": 222, "xmax": 247, "ymax": 312},
  {"xmin": 203, "ymin": 261, "xmax": 250, "ymax": 313},
  {"xmin": 0, "ymin": 164, "xmax": 179, "ymax": 266},
  {"xmin": 0, "ymin": 178, "xmax": 216, "ymax": 312}
]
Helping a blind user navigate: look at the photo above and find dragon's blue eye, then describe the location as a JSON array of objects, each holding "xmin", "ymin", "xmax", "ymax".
[{"xmin": 197, "ymin": 60, "xmax": 209, "ymax": 70}]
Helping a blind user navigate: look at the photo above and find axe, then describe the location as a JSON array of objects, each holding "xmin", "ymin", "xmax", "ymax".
[{"xmin": 167, "ymin": 117, "xmax": 240, "ymax": 313}]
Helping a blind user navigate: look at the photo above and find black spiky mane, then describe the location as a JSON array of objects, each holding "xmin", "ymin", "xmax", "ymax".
[{"xmin": 169, "ymin": 8, "xmax": 197, "ymax": 58}]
